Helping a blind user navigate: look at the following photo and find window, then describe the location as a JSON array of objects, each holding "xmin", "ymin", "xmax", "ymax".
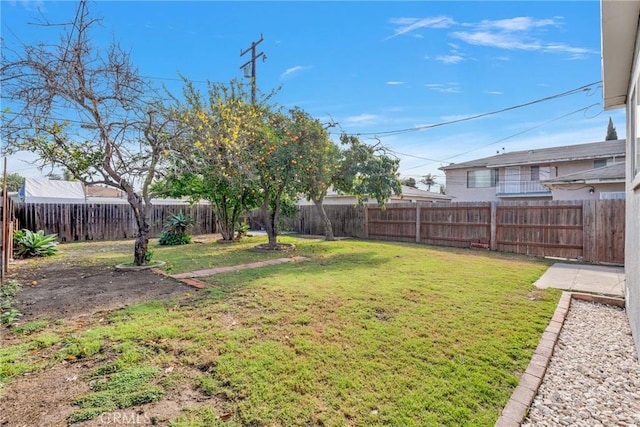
[
  {"xmin": 600, "ymin": 192, "xmax": 625, "ymax": 200},
  {"xmin": 594, "ymin": 159, "xmax": 608, "ymax": 169},
  {"xmin": 467, "ymin": 169, "xmax": 498, "ymax": 188},
  {"xmin": 530, "ymin": 166, "xmax": 540, "ymax": 181}
]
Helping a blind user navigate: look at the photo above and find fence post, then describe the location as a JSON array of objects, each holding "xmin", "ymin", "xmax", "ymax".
[
  {"xmin": 490, "ymin": 202, "xmax": 497, "ymax": 251},
  {"xmin": 363, "ymin": 206, "xmax": 369, "ymax": 239},
  {"xmin": 582, "ymin": 200, "xmax": 596, "ymax": 263},
  {"xmin": 415, "ymin": 204, "xmax": 421, "ymax": 243}
]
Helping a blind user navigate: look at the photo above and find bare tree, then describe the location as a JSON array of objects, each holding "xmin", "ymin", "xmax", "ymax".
[{"xmin": 1, "ymin": 1, "xmax": 172, "ymax": 265}]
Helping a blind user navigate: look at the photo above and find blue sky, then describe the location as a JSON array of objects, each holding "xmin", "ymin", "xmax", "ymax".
[{"xmin": 1, "ymin": 1, "xmax": 625, "ymax": 190}]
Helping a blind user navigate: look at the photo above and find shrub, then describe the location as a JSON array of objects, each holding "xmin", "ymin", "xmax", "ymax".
[
  {"xmin": 13, "ymin": 229, "xmax": 59, "ymax": 258},
  {"xmin": 158, "ymin": 212, "xmax": 193, "ymax": 246},
  {"xmin": 1, "ymin": 280, "xmax": 22, "ymax": 325}
]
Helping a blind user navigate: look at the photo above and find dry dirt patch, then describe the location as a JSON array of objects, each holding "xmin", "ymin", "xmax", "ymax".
[
  {"xmin": 1, "ymin": 260, "xmax": 212, "ymax": 426},
  {"xmin": 7, "ymin": 262, "xmax": 194, "ymax": 322}
]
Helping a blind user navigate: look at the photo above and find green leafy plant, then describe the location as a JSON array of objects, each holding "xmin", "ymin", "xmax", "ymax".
[
  {"xmin": 13, "ymin": 229, "xmax": 59, "ymax": 258},
  {"xmin": 236, "ymin": 222, "xmax": 250, "ymax": 239},
  {"xmin": 1, "ymin": 280, "xmax": 22, "ymax": 326},
  {"xmin": 158, "ymin": 212, "xmax": 193, "ymax": 246}
]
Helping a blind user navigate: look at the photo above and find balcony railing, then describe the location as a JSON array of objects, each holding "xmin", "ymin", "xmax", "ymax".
[{"xmin": 496, "ymin": 180, "xmax": 551, "ymax": 196}]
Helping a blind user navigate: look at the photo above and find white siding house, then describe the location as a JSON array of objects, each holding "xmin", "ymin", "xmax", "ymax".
[
  {"xmin": 440, "ymin": 140, "xmax": 625, "ymax": 202},
  {"xmin": 601, "ymin": 0, "xmax": 640, "ymax": 354}
]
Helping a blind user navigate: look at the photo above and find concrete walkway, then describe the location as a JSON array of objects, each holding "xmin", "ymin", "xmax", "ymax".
[
  {"xmin": 155, "ymin": 256, "xmax": 309, "ymax": 289},
  {"xmin": 534, "ymin": 263, "xmax": 625, "ymax": 298},
  {"xmin": 171, "ymin": 256, "xmax": 308, "ymax": 279}
]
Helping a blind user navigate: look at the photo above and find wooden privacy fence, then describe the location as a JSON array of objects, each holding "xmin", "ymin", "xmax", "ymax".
[
  {"xmin": 366, "ymin": 200, "xmax": 625, "ymax": 265},
  {"xmin": 14, "ymin": 203, "xmax": 217, "ymax": 242}
]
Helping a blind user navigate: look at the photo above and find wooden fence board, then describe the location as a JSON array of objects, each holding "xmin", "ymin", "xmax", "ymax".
[
  {"xmin": 15, "ymin": 203, "xmax": 217, "ymax": 242},
  {"xmin": 359, "ymin": 200, "xmax": 624, "ymax": 265},
  {"xmin": 9, "ymin": 199, "xmax": 626, "ymax": 265}
]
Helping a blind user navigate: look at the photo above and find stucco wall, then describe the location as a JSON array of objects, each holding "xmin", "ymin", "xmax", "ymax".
[
  {"xmin": 625, "ymin": 88, "xmax": 640, "ymax": 354},
  {"xmin": 444, "ymin": 168, "xmax": 499, "ymax": 202},
  {"xmin": 550, "ymin": 183, "xmax": 625, "ymax": 200},
  {"xmin": 445, "ymin": 159, "xmax": 624, "ymax": 202}
]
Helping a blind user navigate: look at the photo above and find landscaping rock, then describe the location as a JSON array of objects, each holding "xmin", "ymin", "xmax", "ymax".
[{"xmin": 523, "ymin": 300, "xmax": 640, "ymax": 426}]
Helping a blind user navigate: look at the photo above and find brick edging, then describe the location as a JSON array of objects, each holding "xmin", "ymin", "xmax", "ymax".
[
  {"xmin": 495, "ymin": 291, "xmax": 625, "ymax": 426},
  {"xmin": 150, "ymin": 267, "xmax": 208, "ymax": 289}
]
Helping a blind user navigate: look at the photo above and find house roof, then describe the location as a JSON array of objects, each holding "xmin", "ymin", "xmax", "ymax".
[
  {"xmin": 601, "ymin": 0, "xmax": 640, "ymax": 109},
  {"xmin": 316, "ymin": 185, "xmax": 451, "ymax": 203},
  {"xmin": 543, "ymin": 162, "xmax": 625, "ymax": 185},
  {"xmin": 396, "ymin": 185, "xmax": 451, "ymax": 201},
  {"xmin": 85, "ymin": 185, "xmax": 126, "ymax": 198},
  {"xmin": 439, "ymin": 139, "xmax": 626, "ymax": 171}
]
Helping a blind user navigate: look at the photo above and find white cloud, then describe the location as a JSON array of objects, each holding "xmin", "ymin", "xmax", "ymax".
[
  {"xmin": 448, "ymin": 15, "xmax": 594, "ymax": 59},
  {"xmin": 477, "ymin": 17, "xmax": 559, "ymax": 32},
  {"xmin": 386, "ymin": 81, "xmax": 405, "ymax": 85},
  {"xmin": 484, "ymin": 90, "xmax": 503, "ymax": 95},
  {"xmin": 387, "ymin": 16, "xmax": 456, "ymax": 39},
  {"xmin": 425, "ymin": 83, "xmax": 461, "ymax": 94},
  {"xmin": 387, "ymin": 14, "xmax": 590, "ymax": 60},
  {"xmin": 436, "ymin": 54, "xmax": 465, "ymax": 64},
  {"xmin": 280, "ymin": 65, "xmax": 310, "ymax": 80},
  {"xmin": 345, "ymin": 114, "xmax": 380, "ymax": 124},
  {"xmin": 452, "ymin": 31, "xmax": 540, "ymax": 50},
  {"xmin": 10, "ymin": 0, "xmax": 45, "ymax": 11}
]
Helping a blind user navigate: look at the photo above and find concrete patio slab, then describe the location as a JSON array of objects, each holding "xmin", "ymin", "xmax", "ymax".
[{"xmin": 534, "ymin": 262, "xmax": 625, "ymax": 297}]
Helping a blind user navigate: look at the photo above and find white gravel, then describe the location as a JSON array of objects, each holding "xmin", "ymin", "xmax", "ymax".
[{"xmin": 523, "ymin": 299, "xmax": 640, "ymax": 427}]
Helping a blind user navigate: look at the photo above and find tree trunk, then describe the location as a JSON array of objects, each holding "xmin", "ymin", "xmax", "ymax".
[
  {"xmin": 216, "ymin": 196, "xmax": 233, "ymax": 241},
  {"xmin": 313, "ymin": 197, "xmax": 335, "ymax": 241},
  {"xmin": 128, "ymin": 192, "xmax": 151, "ymax": 266},
  {"xmin": 261, "ymin": 188, "xmax": 282, "ymax": 250},
  {"xmin": 134, "ymin": 230, "xmax": 149, "ymax": 266}
]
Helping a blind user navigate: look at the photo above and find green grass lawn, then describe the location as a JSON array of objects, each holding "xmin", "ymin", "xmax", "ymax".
[{"xmin": 0, "ymin": 235, "xmax": 560, "ymax": 426}]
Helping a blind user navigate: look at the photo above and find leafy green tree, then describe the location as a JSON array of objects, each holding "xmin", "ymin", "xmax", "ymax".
[
  {"xmin": 606, "ymin": 117, "xmax": 618, "ymax": 141},
  {"xmin": 1, "ymin": 1, "xmax": 172, "ymax": 265},
  {"xmin": 293, "ymin": 112, "xmax": 341, "ymax": 241},
  {"xmin": 420, "ymin": 173, "xmax": 437, "ymax": 191},
  {"xmin": 1, "ymin": 173, "xmax": 25, "ymax": 192},
  {"xmin": 157, "ymin": 79, "xmax": 260, "ymax": 242},
  {"xmin": 251, "ymin": 108, "xmax": 309, "ymax": 249},
  {"xmin": 334, "ymin": 134, "xmax": 402, "ymax": 208},
  {"xmin": 402, "ymin": 177, "xmax": 417, "ymax": 188}
]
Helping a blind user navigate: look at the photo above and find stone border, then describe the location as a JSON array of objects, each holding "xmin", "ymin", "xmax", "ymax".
[{"xmin": 495, "ymin": 291, "xmax": 625, "ymax": 426}]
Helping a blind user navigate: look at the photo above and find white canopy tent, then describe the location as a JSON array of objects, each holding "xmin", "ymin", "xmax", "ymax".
[{"xmin": 18, "ymin": 178, "xmax": 86, "ymax": 204}]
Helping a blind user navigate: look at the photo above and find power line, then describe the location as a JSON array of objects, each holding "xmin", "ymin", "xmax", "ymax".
[
  {"xmin": 442, "ymin": 102, "xmax": 601, "ymax": 162},
  {"xmin": 393, "ymin": 102, "xmax": 602, "ymax": 173},
  {"xmin": 333, "ymin": 81, "xmax": 602, "ymax": 138},
  {"xmin": 240, "ymin": 34, "xmax": 266, "ymax": 105}
]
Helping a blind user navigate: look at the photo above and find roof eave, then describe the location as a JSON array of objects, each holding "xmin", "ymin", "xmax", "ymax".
[{"xmin": 601, "ymin": 0, "xmax": 640, "ymax": 110}]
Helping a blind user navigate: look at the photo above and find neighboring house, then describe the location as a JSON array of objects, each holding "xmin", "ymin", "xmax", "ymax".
[
  {"xmin": 85, "ymin": 184, "xmax": 126, "ymax": 199},
  {"xmin": 18, "ymin": 178, "xmax": 86, "ymax": 203},
  {"xmin": 440, "ymin": 140, "xmax": 625, "ymax": 201},
  {"xmin": 601, "ymin": 0, "xmax": 640, "ymax": 354},
  {"xmin": 542, "ymin": 162, "xmax": 626, "ymax": 200},
  {"xmin": 297, "ymin": 185, "xmax": 451, "ymax": 206}
]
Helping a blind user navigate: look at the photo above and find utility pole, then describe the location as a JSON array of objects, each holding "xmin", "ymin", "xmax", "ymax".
[{"xmin": 240, "ymin": 34, "xmax": 266, "ymax": 104}]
